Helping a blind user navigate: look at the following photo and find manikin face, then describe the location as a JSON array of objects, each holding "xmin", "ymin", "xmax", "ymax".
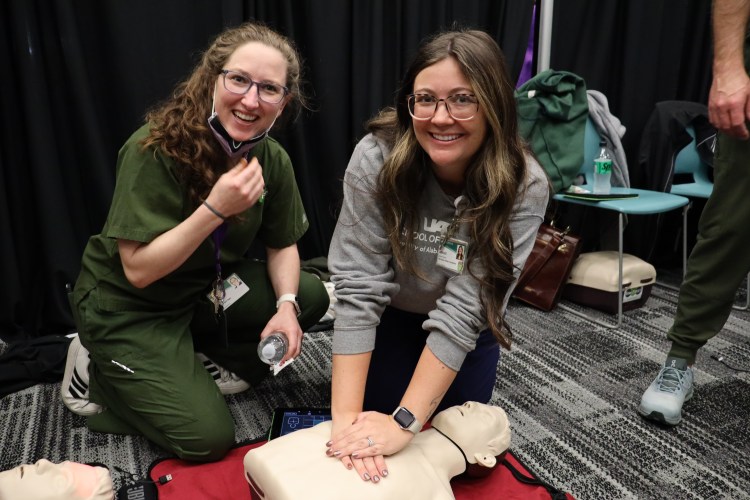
[
  {"xmin": 411, "ymin": 57, "xmax": 488, "ymax": 192},
  {"xmin": 214, "ymin": 41, "xmax": 289, "ymax": 142},
  {"xmin": 0, "ymin": 460, "xmax": 113, "ymax": 500},
  {"xmin": 432, "ymin": 401, "xmax": 511, "ymax": 465}
]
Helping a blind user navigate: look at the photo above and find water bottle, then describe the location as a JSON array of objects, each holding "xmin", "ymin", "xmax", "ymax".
[
  {"xmin": 257, "ymin": 332, "xmax": 288, "ymax": 365},
  {"xmin": 593, "ymin": 139, "xmax": 613, "ymax": 194}
]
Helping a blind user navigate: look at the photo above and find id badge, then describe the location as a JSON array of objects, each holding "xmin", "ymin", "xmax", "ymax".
[
  {"xmin": 207, "ymin": 272, "xmax": 250, "ymax": 310},
  {"xmin": 436, "ymin": 238, "xmax": 468, "ymax": 274}
]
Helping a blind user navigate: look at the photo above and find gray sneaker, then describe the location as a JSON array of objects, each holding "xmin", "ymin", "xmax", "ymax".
[{"xmin": 638, "ymin": 357, "xmax": 694, "ymax": 425}]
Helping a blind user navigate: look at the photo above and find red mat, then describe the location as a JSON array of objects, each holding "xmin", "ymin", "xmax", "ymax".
[{"xmin": 149, "ymin": 440, "xmax": 572, "ymax": 500}]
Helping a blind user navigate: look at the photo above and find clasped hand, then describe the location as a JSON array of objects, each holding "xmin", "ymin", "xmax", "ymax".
[
  {"xmin": 326, "ymin": 411, "xmax": 414, "ymax": 483},
  {"xmin": 205, "ymin": 157, "xmax": 265, "ymax": 218}
]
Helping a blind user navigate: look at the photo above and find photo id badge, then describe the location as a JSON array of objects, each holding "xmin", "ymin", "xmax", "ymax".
[
  {"xmin": 207, "ymin": 272, "xmax": 250, "ymax": 310},
  {"xmin": 436, "ymin": 238, "xmax": 468, "ymax": 274}
]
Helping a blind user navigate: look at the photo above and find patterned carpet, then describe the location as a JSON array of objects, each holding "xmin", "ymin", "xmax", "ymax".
[{"xmin": 1, "ymin": 280, "xmax": 749, "ymax": 499}]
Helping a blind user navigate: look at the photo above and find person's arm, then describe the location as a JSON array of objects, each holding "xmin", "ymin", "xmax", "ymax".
[
  {"xmin": 261, "ymin": 244, "xmax": 303, "ymax": 362},
  {"xmin": 326, "ymin": 136, "xmax": 400, "ymax": 481},
  {"xmin": 399, "ymin": 347, "xmax": 457, "ymax": 425},
  {"xmin": 331, "ymin": 352, "xmax": 370, "ymax": 430},
  {"xmin": 328, "ymin": 136, "xmax": 399, "ymax": 400},
  {"xmin": 708, "ymin": 0, "xmax": 750, "ymax": 138},
  {"xmin": 119, "ymin": 157, "xmax": 265, "ymax": 288},
  {"xmin": 118, "ymin": 205, "xmax": 223, "ymax": 288}
]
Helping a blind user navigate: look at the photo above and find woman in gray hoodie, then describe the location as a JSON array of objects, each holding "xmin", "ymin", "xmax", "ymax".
[{"xmin": 325, "ymin": 28, "xmax": 549, "ymax": 484}]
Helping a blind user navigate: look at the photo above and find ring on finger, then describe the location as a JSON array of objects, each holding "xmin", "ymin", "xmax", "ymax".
[{"xmin": 367, "ymin": 436, "xmax": 375, "ymax": 447}]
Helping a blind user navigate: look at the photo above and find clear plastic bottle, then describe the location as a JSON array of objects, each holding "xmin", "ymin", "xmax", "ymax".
[
  {"xmin": 593, "ymin": 139, "xmax": 613, "ymax": 194},
  {"xmin": 257, "ymin": 332, "xmax": 288, "ymax": 365}
]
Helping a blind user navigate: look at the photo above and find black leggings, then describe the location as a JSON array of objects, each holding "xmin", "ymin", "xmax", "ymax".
[{"xmin": 363, "ymin": 306, "xmax": 500, "ymax": 415}]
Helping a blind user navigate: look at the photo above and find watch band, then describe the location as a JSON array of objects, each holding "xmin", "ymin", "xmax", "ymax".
[
  {"xmin": 392, "ymin": 406, "xmax": 422, "ymax": 434},
  {"xmin": 276, "ymin": 293, "xmax": 301, "ymax": 317}
]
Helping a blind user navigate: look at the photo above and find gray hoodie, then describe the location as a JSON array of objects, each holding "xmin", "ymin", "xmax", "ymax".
[{"xmin": 329, "ymin": 133, "xmax": 549, "ymax": 371}]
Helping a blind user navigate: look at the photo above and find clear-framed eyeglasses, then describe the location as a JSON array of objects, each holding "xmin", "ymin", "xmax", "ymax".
[
  {"xmin": 407, "ymin": 93, "xmax": 479, "ymax": 121},
  {"xmin": 220, "ymin": 69, "xmax": 289, "ymax": 104}
]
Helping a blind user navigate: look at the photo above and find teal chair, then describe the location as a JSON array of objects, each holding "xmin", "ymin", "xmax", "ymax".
[
  {"xmin": 553, "ymin": 117, "xmax": 691, "ymax": 328},
  {"xmin": 670, "ymin": 126, "xmax": 713, "ymax": 199},
  {"xmin": 669, "ymin": 125, "xmax": 749, "ymax": 310}
]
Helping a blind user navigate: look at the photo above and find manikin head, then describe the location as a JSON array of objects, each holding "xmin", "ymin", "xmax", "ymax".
[
  {"xmin": 431, "ymin": 401, "xmax": 511, "ymax": 471},
  {"xmin": 0, "ymin": 459, "xmax": 113, "ymax": 500}
]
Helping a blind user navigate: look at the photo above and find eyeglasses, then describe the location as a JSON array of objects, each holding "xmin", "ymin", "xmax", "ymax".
[
  {"xmin": 407, "ymin": 93, "xmax": 479, "ymax": 121},
  {"xmin": 220, "ymin": 70, "xmax": 289, "ymax": 104}
]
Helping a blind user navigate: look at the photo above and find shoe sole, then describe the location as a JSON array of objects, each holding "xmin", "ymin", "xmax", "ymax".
[{"xmin": 637, "ymin": 407, "xmax": 681, "ymax": 426}]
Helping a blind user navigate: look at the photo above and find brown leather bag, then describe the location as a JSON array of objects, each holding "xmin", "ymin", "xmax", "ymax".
[{"xmin": 513, "ymin": 223, "xmax": 582, "ymax": 311}]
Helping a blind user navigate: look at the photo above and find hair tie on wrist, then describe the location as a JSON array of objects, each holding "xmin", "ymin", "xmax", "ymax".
[{"xmin": 203, "ymin": 200, "xmax": 227, "ymax": 220}]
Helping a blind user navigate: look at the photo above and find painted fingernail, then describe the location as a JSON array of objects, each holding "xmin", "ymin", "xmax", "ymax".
[
  {"xmin": 363, "ymin": 473, "xmax": 371, "ymax": 481},
  {"xmin": 352, "ymin": 453, "xmax": 359, "ymax": 458},
  {"xmin": 333, "ymin": 450, "xmax": 341, "ymax": 457},
  {"xmin": 346, "ymin": 463, "xmax": 352, "ymax": 470},
  {"xmin": 325, "ymin": 441, "xmax": 332, "ymax": 447},
  {"xmin": 325, "ymin": 449, "xmax": 333, "ymax": 456},
  {"xmin": 382, "ymin": 469, "xmax": 388, "ymax": 477},
  {"xmin": 373, "ymin": 475, "xmax": 380, "ymax": 483}
]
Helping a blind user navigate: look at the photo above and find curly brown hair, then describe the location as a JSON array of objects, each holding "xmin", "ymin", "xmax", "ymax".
[
  {"xmin": 141, "ymin": 22, "xmax": 308, "ymax": 209},
  {"xmin": 367, "ymin": 29, "xmax": 528, "ymax": 349}
]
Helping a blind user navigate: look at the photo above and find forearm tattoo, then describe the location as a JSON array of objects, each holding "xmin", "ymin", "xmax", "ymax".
[{"xmin": 425, "ymin": 392, "xmax": 446, "ymax": 421}]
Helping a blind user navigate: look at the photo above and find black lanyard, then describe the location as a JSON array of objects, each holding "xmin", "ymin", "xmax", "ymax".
[{"xmin": 211, "ymin": 223, "xmax": 229, "ymax": 347}]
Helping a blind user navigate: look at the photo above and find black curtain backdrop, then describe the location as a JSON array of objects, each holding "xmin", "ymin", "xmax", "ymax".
[
  {"xmin": 0, "ymin": 0, "xmax": 535, "ymax": 342},
  {"xmin": 550, "ymin": 0, "xmax": 712, "ymax": 183}
]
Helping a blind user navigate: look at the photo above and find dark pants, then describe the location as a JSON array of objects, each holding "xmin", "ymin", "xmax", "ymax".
[
  {"xmin": 78, "ymin": 260, "xmax": 329, "ymax": 461},
  {"xmin": 668, "ymin": 133, "xmax": 750, "ymax": 364},
  {"xmin": 363, "ymin": 306, "xmax": 500, "ymax": 415}
]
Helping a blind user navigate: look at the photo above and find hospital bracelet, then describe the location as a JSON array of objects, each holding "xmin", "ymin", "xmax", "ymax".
[{"xmin": 203, "ymin": 200, "xmax": 227, "ymax": 221}]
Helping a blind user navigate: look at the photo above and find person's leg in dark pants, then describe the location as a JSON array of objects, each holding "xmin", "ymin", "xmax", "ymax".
[
  {"xmin": 668, "ymin": 133, "xmax": 750, "ymax": 362},
  {"xmin": 80, "ymin": 289, "xmax": 235, "ymax": 461},
  {"xmin": 364, "ymin": 307, "xmax": 500, "ymax": 415},
  {"xmin": 363, "ymin": 308, "xmax": 428, "ymax": 413},
  {"xmin": 639, "ymin": 133, "xmax": 750, "ymax": 426},
  {"xmin": 192, "ymin": 260, "xmax": 330, "ymax": 385}
]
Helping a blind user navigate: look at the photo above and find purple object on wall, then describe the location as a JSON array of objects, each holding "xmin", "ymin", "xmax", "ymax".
[{"xmin": 516, "ymin": 3, "xmax": 537, "ymax": 87}]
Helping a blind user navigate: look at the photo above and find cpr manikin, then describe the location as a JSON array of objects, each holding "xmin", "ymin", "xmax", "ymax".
[
  {"xmin": 0, "ymin": 459, "xmax": 114, "ymax": 500},
  {"xmin": 243, "ymin": 402, "xmax": 511, "ymax": 499}
]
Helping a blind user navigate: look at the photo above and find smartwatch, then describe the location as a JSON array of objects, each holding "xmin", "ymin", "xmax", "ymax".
[
  {"xmin": 392, "ymin": 406, "xmax": 422, "ymax": 434},
  {"xmin": 276, "ymin": 294, "xmax": 301, "ymax": 317}
]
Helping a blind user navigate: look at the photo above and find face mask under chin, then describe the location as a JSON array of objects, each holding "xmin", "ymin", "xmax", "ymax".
[{"xmin": 207, "ymin": 112, "xmax": 266, "ymax": 159}]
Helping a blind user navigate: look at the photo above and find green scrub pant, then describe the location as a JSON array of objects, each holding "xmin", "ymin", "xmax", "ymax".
[
  {"xmin": 667, "ymin": 133, "xmax": 750, "ymax": 364},
  {"xmin": 77, "ymin": 260, "xmax": 329, "ymax": 462}
]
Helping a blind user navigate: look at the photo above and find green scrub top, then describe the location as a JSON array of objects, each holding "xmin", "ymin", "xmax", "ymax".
[{"xmin": 74, "ymin": 123, "xmax": 309, "ymax": 311}]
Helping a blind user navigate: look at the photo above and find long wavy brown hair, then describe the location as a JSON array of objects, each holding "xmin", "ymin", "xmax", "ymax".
[
  {"xmin": 367, "ymin": 29, "xmax": 528, "ymax": 348},
  {"xmin": 141, "ymin": 22, "xmax": 308, "ymax": 209}
]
